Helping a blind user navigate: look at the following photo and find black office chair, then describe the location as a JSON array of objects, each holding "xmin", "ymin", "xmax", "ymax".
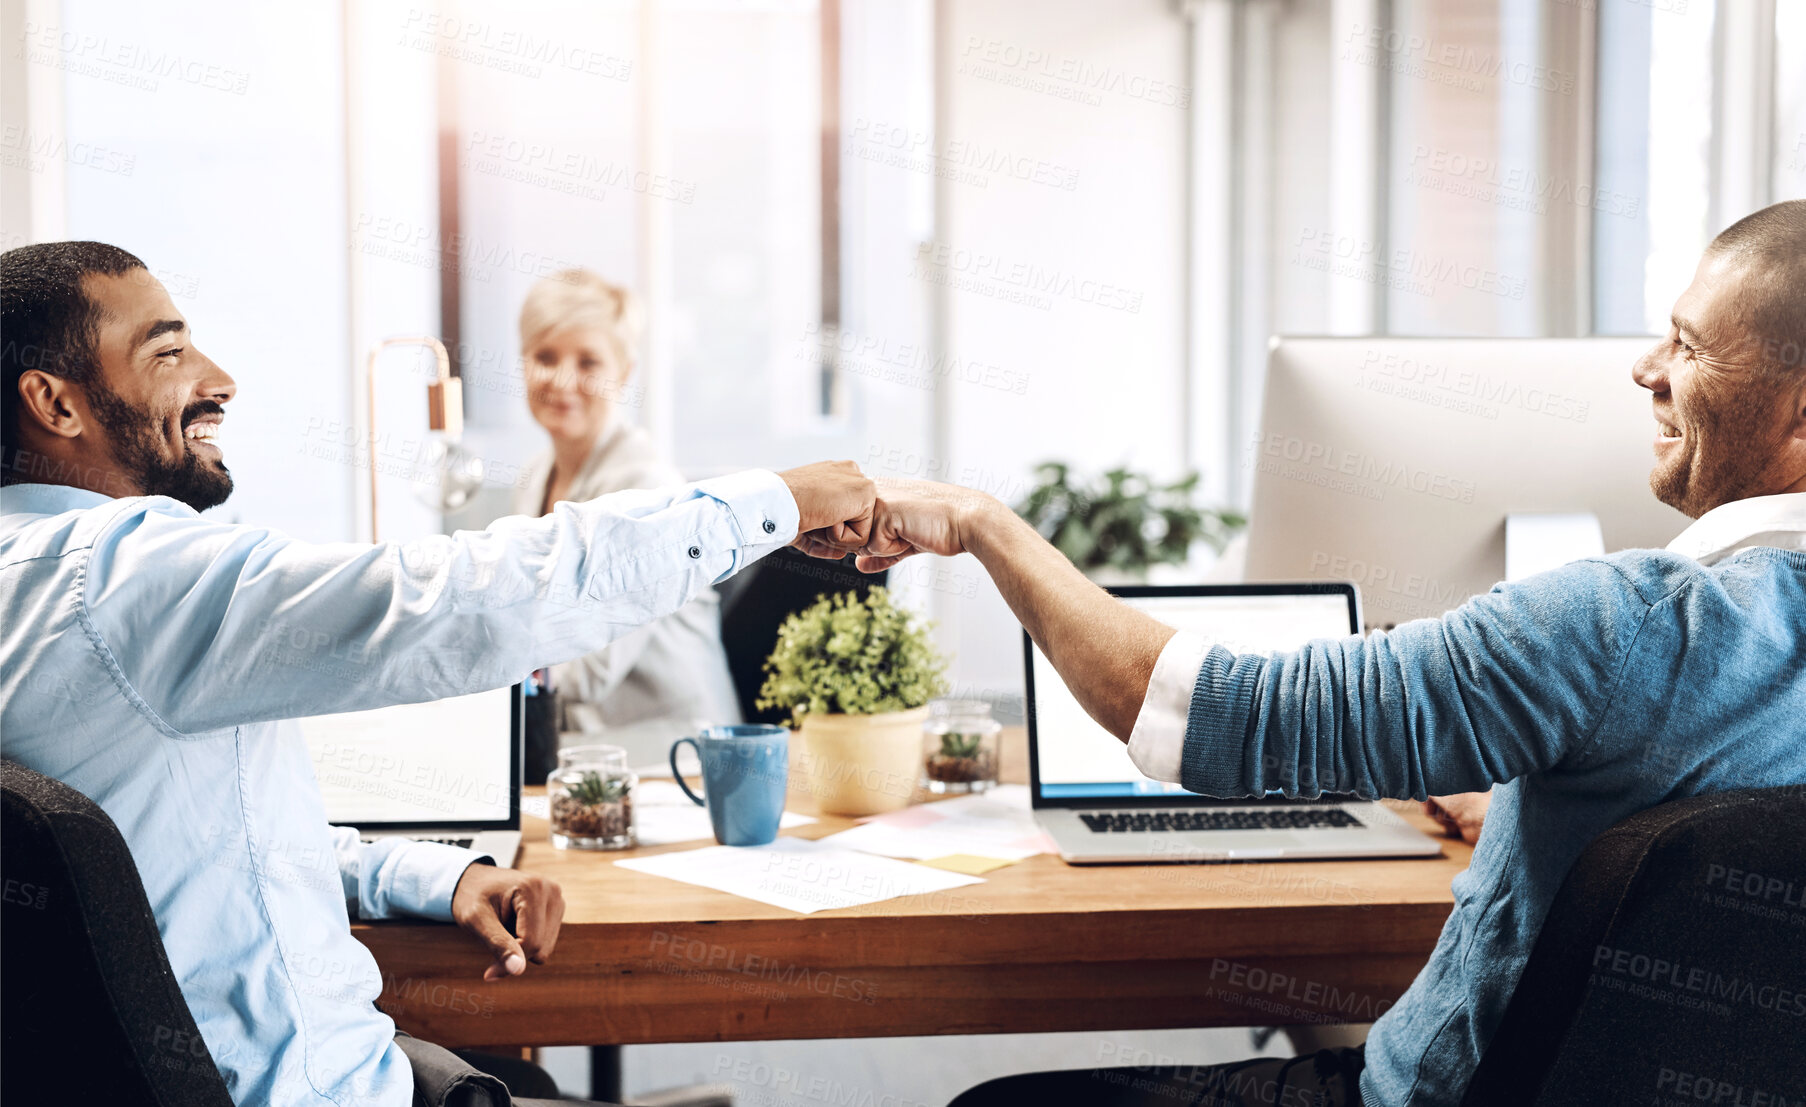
[
  {"xmin": 1, "ymin": 759, "xmax": 237, "ymax": 1105},
  {"xmin": 1460, "ymin": 785, "xmax": 1806, "ymax": 1106},
  {"xmin": 715, "ymin": 548, "xmax": 887, "ymax": 725}
]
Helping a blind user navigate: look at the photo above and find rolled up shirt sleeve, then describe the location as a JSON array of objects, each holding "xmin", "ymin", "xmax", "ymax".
[
  {"xmin": 1126, "ymin": 630, "xmax": 1216, "ymax": 783},
  {"xmin": 80, "ymin": 470, "xmax": 802, "ymax": 737},
  {"xmin": 329, "ymin": 825, "xmax": 490, "ymax": 922}
]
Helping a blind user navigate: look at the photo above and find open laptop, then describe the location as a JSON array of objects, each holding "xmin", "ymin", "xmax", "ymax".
[
  {"xmin": 1027, "ymin": 584, "xmax": 1442, "ymax": 864},
  {"xmin": 299, "ymin": 684, "xmax": 524, "ymax": 866}
]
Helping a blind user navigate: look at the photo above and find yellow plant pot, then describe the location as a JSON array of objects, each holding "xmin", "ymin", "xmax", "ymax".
[{"xmin": 795, "ymin": 707, "xmax": 929, "ymax": 817}]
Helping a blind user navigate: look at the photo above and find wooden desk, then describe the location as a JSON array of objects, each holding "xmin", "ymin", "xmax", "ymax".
[{"xmin": 353, "ymin": 728, "xmax": 1469, "ymax": 1049}]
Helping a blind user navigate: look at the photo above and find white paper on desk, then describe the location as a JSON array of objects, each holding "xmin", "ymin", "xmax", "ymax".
[
  {"xmin": 821, "ymin": 821, "xmax": 1042, "ymax": 862},
  {"xmin": 614, "ymin": 837, "xmax": 983, "ymax": 914},
  {"xmin": 518, "ymin": 780, "xmax": 815, "ymax": 847},
  {"xmin": 819, "ymin": 788, "xmax": 1056, "ymax": 861},
  {"xmin": 930, "ymin": 783, "xmax": 1033, "ymax": 813}
]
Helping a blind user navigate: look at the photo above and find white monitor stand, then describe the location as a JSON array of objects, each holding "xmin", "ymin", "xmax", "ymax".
[{"xmin": 1505, "ymin": 512, "xmax": 1605, "ymax": 582}]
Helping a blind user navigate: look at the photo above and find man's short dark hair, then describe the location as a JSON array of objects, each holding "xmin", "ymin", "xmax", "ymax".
[
  {"xmin": 0, "ymin": 241, "xmax": 147, "ymax": 453},
  {"xmin": 1707, "ymin": 199, "xmax": 1806, "ymax": 379}
]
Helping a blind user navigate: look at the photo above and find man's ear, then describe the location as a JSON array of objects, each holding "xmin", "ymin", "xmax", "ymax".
[{"xmin": 16, "ymin": 370, "xmax": 85, "ymax": 439}]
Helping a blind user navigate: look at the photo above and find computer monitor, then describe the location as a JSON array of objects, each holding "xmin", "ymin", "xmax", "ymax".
[
  {"xmin": 300, "ymin": 684, "xmax": 521, "ymax": 831},
  {"xmin": 1026, "ymin": 584, "xmax": 1358, "ymax": 804},
  {"xmin": 1245, "ymin": 337, "xmax": 1691, "ymax": 629}
]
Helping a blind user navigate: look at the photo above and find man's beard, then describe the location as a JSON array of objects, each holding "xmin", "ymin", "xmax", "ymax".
[
  {"xmin": 86, "ymin": 382, "xmax": 234, "ymax": 512},
  {"xmin": 1649, "ymin": 377, "xmax": 1789, "ymax": 518}
]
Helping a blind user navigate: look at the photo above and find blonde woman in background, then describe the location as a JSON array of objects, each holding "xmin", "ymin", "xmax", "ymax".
[{"xmin": 513, "ymin": 268, "xmax": 742, "ymax": 728}]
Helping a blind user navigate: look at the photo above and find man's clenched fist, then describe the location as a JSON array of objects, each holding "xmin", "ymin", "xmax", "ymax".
[
  {"xmin": 778, "ymin": 461, "xmax": 878, "ymax": 552},
  {"xmin": 805, "ymin": 480, "xmax": 1004, "ymax": 570}
]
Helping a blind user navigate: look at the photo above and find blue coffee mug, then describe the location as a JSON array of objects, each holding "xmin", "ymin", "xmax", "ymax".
[{"xmin": 669, "ymin": 724, "xmax": 790, "ymax": 847}]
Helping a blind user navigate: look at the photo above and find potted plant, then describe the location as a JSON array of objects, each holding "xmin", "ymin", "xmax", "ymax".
[
  {"xmin": 548, "ymin": 745, "xmax": 636, "ymax": 850},
  {"xmin": 757, "ymin": 588, "xmax": 949, "ymax": 816},
  {"xmin": 923, "ymin": 699, "xmax": 1001, "ymax": 794},
  {"xmin": 1015, "ymin": 461, "xmax": 1246, "ymax": 583}
]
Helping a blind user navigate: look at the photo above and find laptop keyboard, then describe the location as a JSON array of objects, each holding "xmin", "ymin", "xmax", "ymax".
[
  {"xmin": 1078, "ymin": 808, "xmax": 1363, "ymax": 833},
  {"xmin": 362, "ymin": 836, "xmax": 475, "ymax": 849}
]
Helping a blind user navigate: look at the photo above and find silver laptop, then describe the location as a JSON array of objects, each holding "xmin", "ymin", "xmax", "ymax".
[
  {"xmin": 1028, "ymin": 584, "xmax": 1441, "ymax": 864},
  {"xmin": 300, "ymin": 684, "xmax": 524, "ymax": 866}
]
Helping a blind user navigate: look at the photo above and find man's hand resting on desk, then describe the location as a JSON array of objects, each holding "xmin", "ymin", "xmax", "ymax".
[
  {"xmin": 452, "ymin": 865, "xmax": 566, "ymax": 981},
  {"xmin": 1425, "ymin": 790, "xmax": 1492, "ymax": 845}
]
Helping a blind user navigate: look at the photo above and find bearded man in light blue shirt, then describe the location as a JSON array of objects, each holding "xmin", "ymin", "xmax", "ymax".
[
  {"xmin": 0, "ymin": 240, "xmax": 879, "ymax": 1107},
  {"xmin": 849, "ymin": 200, "xmax": 1806, "ymax": 1106}
]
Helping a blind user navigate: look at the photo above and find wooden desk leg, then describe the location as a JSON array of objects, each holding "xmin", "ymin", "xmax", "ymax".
[{"xmin": 590, "ymin": 1045, "xmax": 622, "ymax": 1103}]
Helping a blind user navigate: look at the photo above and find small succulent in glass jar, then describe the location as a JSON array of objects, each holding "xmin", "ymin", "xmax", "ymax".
[
  {"xmin": 568, "ymin": 770, "xmax": 630, "ymax": 806},
  {"xmin": 550, "ymin": 746, "xmax": 636, "ymax": 850},
  {"xmin": 923, "ymin": 701, "xmax": 1000, "ymax": 794}
]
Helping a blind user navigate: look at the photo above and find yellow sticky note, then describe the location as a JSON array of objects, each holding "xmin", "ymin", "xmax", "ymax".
[{"xmin": 917, "ymin": 853, "xmax": 1019, "ymax": 876}]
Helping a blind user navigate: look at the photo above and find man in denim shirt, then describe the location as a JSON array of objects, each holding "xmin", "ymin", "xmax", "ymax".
[{"xmin": 855, "ymin": 201, "xmax": 1806, "ymax": 1105}]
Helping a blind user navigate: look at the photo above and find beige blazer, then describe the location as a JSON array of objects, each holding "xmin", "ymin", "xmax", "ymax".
[{"xmin": 511, "ymin": 414, "xmax": 743, "ymax": 729}]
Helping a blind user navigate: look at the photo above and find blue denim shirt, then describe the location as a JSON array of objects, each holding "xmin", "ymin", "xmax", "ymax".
[
  {"xmin": 1175, "ymin": 496, "xmax": 1806, "ymax": 1105},
  {"xmin": 0, "ymin": 474, "xmax": 798, "ymax": 1106}
]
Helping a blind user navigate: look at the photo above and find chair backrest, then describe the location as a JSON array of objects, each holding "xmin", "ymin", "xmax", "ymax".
[
  {"xmin": 1, "ymin": 760, "xmax": 237, "ymax": 1106},
  {"xmin": 715, "ymin": 549, "xmax": 887, "ymax": 724},
  {"xmin": 1461, "ymin": 785, "xmax": 1806, "ymax": 1106}
]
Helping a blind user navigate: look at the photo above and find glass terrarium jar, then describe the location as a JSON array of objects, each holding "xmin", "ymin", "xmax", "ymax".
[
  {"xmin": 548, "ymin": 745, "xmax": 636, "ymax": 850},
  {"xmin": 922, "ymin": 699, "xmax": 1000, "ymax": 795}
]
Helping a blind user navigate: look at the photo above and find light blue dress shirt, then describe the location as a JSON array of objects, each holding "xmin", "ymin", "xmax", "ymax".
[{"xmin": 0, "ymin": 472, "xmax": 799, "ymax": 1107}]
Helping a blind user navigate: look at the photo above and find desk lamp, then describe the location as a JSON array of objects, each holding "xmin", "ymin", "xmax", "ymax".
[{"xmin": 364, "ymin": 336, "xmax": 484, "ymax": 541}]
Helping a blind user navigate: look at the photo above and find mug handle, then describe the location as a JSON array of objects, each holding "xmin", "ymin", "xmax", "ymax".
[{"xmin": 670, "ymin": 737, "xmax": 706, "ymax": 807}]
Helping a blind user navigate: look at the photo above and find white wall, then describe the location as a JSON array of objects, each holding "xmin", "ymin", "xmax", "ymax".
[{"xmin": 918, "ymin": 0, "xmax": 1191, "ymax": 711}]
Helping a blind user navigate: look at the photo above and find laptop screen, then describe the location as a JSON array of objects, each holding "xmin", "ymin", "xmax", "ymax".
[
  {"xmin": 1028, "ymin": 586, "xmax": 1357, "ymax": 802},
  {"xmin": 300, "ymin": 685, "xmax": 520, "ymax": 828}
]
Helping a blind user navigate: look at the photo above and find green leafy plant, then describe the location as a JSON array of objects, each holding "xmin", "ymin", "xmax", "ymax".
[
  {"xmin": 567, "ymin": 771, "xmax": 629, "ymax": 807},
  {"xmin": 1015, "ymin": 461, "xmax": 1247, "ymax": 574},
  {"xmin": 938, "ymin": 731, "xmax": 986, "ymax": 759},
  {"xmin": 757, "ymin": 588, "xmax": 949, "ymax": 723}
]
